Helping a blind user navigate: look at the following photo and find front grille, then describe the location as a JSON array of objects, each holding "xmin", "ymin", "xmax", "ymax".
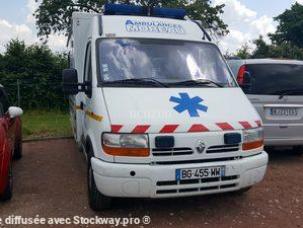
[
  {"xmin": 206, "ymin": 144, "xmax": 240, "ymax": 154},
  {"xmin": 156, "ymin": 175, "xmax": 239, "ymax": 195},
  {"xmin": 152, "ymin": 156, "xmax": 242, "ymax": 165},
  {"xmin": 157, "ymin": 175, "xmax": 238, "ymax": 186},
  {"xmin": 152, "ymin": 147, "xmax": 194, "ymax": 156}
]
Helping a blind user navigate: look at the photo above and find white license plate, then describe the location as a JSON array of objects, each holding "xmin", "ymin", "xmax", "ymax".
[
  {"xmin": 270, "ymin": 108, "xmax": 298, "ymax": 116},
  {"xmin": 176, "ymin": 166, "xmax": 225, "ymax": 181}
]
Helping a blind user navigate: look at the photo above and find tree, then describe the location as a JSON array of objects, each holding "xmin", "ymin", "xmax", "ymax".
[
  {"xmin": 269, "ymin": 3, "xmax": 303, "ymax": 48},
  {"xmin": 234, "ymin": 43, "xmax": 251, "ymax": 59},
  {"xmin": 251, "ymin": 36, "xmax": 270, "ymax": 58},
  {"xmin": 251, "ymin": 36, "xmax": 303, "ymax": 60},
  {"xmin": 34, "ymin": 0, "xmax": 228, "ymax": 40},
  {"xmin": 0, "ymin": 39, "xmax": 68, "ymax": 109}
]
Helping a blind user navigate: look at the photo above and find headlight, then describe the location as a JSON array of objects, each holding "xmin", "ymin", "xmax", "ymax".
[
  {"xmin": 102, "ymin": 133, "xmax": 149, "ymax": 157},
  {"xmin": 242, "ymin": 128, "xmax": 264, "ymax": 151}
]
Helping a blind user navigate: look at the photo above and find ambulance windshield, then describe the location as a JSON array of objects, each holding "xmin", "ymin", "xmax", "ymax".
[{"xmin": 98, "ymin": 39, "xmax": 236, "ymax": 87}]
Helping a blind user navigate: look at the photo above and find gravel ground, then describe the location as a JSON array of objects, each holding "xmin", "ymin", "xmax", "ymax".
[{"xmin": 0, "ymin": 139, "xmax": 302, "ymax": 228}]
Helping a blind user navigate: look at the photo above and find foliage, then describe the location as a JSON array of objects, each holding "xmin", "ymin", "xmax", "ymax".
[
  {"xmin": 234, "ymin": 43, "xmax": 251, "ymax": 59},
  {"xmin": 34, "ymin": 0, "xmax": 228, "ymax": 40},
  {"xmin": 269, "ymin": 3, "xmax": 303, "ymax": 48},
  {"xmin": 251, "ymin": 3, "xmax": 303, "ymax": 60},
  {"xmin": 0, "ymin": 39, "xmax": 68, "ymax": 109},
  {"xmin": 22, "ymin": 109, "xmax": 71, "ymax": 140},
  {"xmin": 251, "ymin": 36, "xmax": 303, "ymax": 60}
]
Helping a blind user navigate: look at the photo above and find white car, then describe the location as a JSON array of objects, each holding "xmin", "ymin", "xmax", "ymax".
[
  {"xmin": 62, "ymin": 4, "xmax": 268, "ymax": 210},
  {"xmin": 228, "ymin": 58, "xmax": 303, "ymax": 152}
]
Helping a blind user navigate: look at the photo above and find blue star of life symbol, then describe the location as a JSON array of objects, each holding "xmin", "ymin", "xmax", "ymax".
[{"xmin": 170, "ymin": 93, "xmax": 208, "ymax": 117}]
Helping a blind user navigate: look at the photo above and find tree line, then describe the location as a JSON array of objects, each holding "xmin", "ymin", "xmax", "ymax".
[
  {"xmin": 0, "ymin": 39, "xmax": 68, "ymax": 110},
  {"xmin": 233, "ymin": 3, "xmax": 303, "ymax": 60}
]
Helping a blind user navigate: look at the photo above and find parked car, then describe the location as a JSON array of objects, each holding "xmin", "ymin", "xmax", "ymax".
[
  {"xmin": 0, "ymin": 85, "xmax": 23, "ymax": 201},
  {"xmin": 228, "ymin": 59, "xmax": 303, "ymax": 153}
]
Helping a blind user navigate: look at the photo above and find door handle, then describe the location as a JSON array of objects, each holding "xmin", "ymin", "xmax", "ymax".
[{"xmin": 80, "ymin": 102, "xmax": 84, "ymax": 110}]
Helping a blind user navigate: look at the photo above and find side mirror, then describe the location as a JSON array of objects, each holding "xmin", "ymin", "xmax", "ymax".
[
  {"xmin": 8, "ymin": 106, "xmax": 23, "ymax": 118},
  {"xmin": 62, "ymin": 68, "xmax": 80, "ymax": 95}
]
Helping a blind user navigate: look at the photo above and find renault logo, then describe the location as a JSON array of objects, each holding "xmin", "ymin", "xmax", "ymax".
[{"xmin": 196, "ymin": 140, "xmax": 206, "ymax": 154}]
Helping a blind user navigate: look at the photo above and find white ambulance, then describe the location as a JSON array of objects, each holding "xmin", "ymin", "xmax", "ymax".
[{"xmin": 63, "ymin": 4, "xmax": 268, "ymax": 210}]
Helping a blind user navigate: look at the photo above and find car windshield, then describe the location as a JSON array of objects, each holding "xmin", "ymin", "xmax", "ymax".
[{"xmin": 97, "ymin": 39, "xmax": 236, "ymax": 87}]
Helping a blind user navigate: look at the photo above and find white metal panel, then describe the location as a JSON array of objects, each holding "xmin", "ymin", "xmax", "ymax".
[
  {"xmin": 101, "ymin": 15, "xmax": 206, "ymax": 42},
  {"xmin": 102, "ymin": 87, "xmax": 261, "ymax": 133}
]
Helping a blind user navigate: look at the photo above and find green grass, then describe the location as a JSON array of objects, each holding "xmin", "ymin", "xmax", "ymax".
[{"xmin": 22, "ymin": 110, "xmax": 72, "ymax": 140}]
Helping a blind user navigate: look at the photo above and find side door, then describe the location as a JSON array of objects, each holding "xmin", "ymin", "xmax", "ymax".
[
  {"xmin": 0, "ymin": 91, "xmax": 11, "ymax": 193},
  {"xmin": 67, "ymin": 50, "xmax": 78, "ymax": 141},
  {"xmin": 81, "ymin": 42, "xmax": 93, "ymax": 138},
  {"xmin": 0, "ymin": 89, "xmax": 14, "ymax": 149}
]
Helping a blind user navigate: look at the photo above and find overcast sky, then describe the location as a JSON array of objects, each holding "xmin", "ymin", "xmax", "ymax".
[{"xmin": 0, "ymin": 0, "xmax": 302, "ymax": 53}]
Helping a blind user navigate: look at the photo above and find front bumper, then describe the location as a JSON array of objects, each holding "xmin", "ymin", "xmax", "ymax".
[{"xmin": 91, "ymin": 152, "xmax": 268, "ymax": 198}]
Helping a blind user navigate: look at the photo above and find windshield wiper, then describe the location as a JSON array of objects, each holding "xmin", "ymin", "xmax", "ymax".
[
  {"xmin": 170, "ymin": 79, "xmax": 224, "ymax": 88},
  {"xmin": 275, "ymin": 89, "xmax": 303, "ymax": 99},
  {"xmin": 105, "ymin": 78, "xmax": 168, "ymax": 88}
]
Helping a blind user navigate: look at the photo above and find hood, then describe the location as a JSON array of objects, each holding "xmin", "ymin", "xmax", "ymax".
[{"xmin": 103, "ymin": 87, "xmax": 261, "ymax": 134}]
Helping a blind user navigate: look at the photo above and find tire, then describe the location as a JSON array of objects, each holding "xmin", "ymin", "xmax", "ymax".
[
  {"xmin": 87, "ymin": 145, "xmax": 111, "ymax": 211},
  {"xmin": 13, "ymin": 137, "xmax": 22, "ymax": 160},
  {"xmin": 0, "ymin": 162, "xmax": 13, "ymax": 201}
]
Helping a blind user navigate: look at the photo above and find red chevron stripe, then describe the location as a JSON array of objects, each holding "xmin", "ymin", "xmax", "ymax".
[
  {"xmin": 255, "ymin": 120, "xmax": 262, "ymax": 127},
  {"xmin": 188, "ymin": 124, "xmax": 209, "ymax": 132},
  {"xmin": 216, "ymin": 122, "xmax": 234, "ymax": 131},
  {"xmin": 132, "ymin": 125, "xmax": 150, "ymax": 133},
  {"xmin": 160, "ymin": 125, "xmax": 179, "ymax": 133},
  {"xmin": 111, "ymin": 125, "xmax": 123, "ymax": 133},
  {"xmin": 239, "ymin": 121, "xmax": 253, "ymax": 129}
]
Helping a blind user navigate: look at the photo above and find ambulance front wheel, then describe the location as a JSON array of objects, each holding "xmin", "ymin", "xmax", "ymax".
[{"xmin": 87, "ymin": 147, "xmax": 112, "ymax": 211}]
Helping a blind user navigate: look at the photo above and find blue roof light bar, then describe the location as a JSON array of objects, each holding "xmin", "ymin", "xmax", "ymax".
[
  {"xmin": 104, "ymin": 4, "xmax": 146, "ymax": 16},
  {"xmin": 104, "ymin": 4, "xmax": 186, "ymax": 20}
]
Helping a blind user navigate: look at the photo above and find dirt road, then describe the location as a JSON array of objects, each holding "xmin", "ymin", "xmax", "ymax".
[{"xmin": 0, "ymin": 139, "xmax": 302, "ymax": 227}]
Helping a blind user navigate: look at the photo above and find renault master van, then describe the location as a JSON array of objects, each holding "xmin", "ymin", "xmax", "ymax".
[{"xmin": 63, "ymin": 4, "xmax": 268, "ymax": 210}]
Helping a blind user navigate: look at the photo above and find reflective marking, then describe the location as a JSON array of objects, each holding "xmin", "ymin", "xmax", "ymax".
[
  {"xmin": 85, "ymin": 111, "xmax": 103, "ymax": 122},
  {"xmin": 239, "ymin": 121, "xmax": 252, "ymax": 129},
  {"xmin": 111, "ymin": 125, "xmax": 123, "ymax": 133},
  {"xmin": 132, "ymin": 125, "xmax": 150, "ymax": 134},
  {"xmin": 188, "ymin": 124, "xmax": 209, "ymax": 132},
  {"xmin": 216, "ymin": 122, "xmax": 234, "ymax": 131},
  {"xmin": 255, "ymin": 120, "xmax": 262, "ymax": 127},
  {"xmin": 160, "ymin": 125, "xmax": 179, "ymax": 133}
]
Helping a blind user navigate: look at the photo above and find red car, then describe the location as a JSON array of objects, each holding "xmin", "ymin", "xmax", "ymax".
[{"xmin": 0, "ymin": 86, "xmax": 23, "ymax": 201}]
